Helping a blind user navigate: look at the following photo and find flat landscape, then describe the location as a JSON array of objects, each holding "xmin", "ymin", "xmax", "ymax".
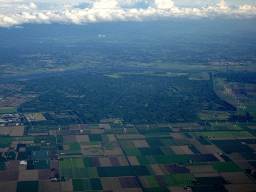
[
  {"xmin": 0, "ymin": 0, "xmax": 256, "ymax": 190},
  {"xmin": 0, "ymin": 69, "xmax": 255, "ymax": 191}
]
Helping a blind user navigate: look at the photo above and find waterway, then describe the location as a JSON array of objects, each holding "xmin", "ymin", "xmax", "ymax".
[{"xmin": 0, "ymin": 66, "xmax": 213, "ymax": 82}]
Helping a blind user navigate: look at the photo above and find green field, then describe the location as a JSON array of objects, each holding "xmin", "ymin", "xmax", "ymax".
[
  {"xmin": 0, "ymin": 107, "xmax": 17, "ymax": 114},
  {"xmin": 200, "ymin": 131, "xmax": 254, "ymax": 138}
]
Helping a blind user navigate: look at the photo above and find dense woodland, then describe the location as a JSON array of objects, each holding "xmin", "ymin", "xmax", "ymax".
[{"xmin": 18, "ymin": 70, "xmax": 236, "ymax": 124}]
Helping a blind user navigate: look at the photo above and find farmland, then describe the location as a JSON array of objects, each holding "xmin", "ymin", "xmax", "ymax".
[{"xmin": 0, "ymin": 70, "xmax": 255, "ymax": 191}]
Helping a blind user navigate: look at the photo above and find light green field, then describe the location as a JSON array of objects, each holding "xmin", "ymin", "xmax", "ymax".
[
  {"xmin": 0, "ymin": 107, "xmax": 17, "ymax": 114},
  {"xmin": 80, "ymin": 141, "xmax": 100, "ymax": 146},
  {"xmin": 200, "ymin": 131, "xmax": 254, "ymax": 138},
  {"xmin": 60, "ymin": 158, "xmax": 84, "ymax": 169}
]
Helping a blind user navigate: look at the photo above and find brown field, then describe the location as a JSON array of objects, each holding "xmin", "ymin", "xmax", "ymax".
[
  {"xmin": 165, "ymin": 164, "xmax": 190, "ymax": 175},
  {"xmin": 50, "ymin": 160, "xmax": 59, "ymax": 169},
  {"xmin": 170, "ymin": 133, "xmax": 184, "ymax": 139},
  {"xmin": 0, "ymin": 126, "xmax": 24, "ymax": 136},
  {"xmin": 238, "ymin": 161, "xmax": 254, "ymax": 170},
  {"xmin": 48, "ymin": 130, "xmax": 57, "ymax": 135},
  {"xmin": 75, "ymin": 135, "xmax": 90, "ymax": 142},
  {"xmin": 120, "ymin": 140, "xmax": 135, "ymax": 148},
  {"xmin": 194, "ymin": 145, "xmax": 212, "ymax": 154},
  {"xmin": 117, "ymin": 157, "xmax": 129, "ymax": 166},
  {"xmin": 0, "ymin": 148, "xmax": 8, "ymax": 153},
  {"xmin": 0, "ymin": 181, "xmax": 17, "ymax": 192},
  {"xmin": 11, "ymin": 126, "xmax": 25, "ymax": 136},
  {"xmin": 69, "ymin": 124, "xmax": 90, "ymax": 130},
  {"xmin": 18, "ymin": 170, "xmax": 38, "ymax": 181},
  {"xmin": 80, "ymin": 144, "xmax": 122, "ymax": 156},
  {"xmin": 99, "ymin": 157, "xmax": 112, "ymax": 167},
  {"xmin": 220, "ymin": 172, "xmax": 254, "ymax": 184},
  {"xmin": 60, "ymin": 179, "xmax": 73, "ymax": 191},
  {"xmin": 171, "ymin": 146, "xmax": 187, "ymax": 155},
  {"xmin": 38, "ymin": 169, "xmax": 53, "ymax": 180},
  {"xmin": 0, "ymin": 171, "xmax": 19, "ymax": 181},
  {"xmin": 127, "ymin": 156, "xmax": 140, "ymax": 166},
  {"xmin": 57, "ymin": 130, "xmax": 80, "ymax": 135},
  {"xmin": 112, "ymin": 188, "xmax": 143, "ymax": 192},
  {"xmin": 154, "ymin": 175, "xmax": 167, "ymax": 187},
  {"xmin": 151, "ymin": 164, "xmax": 165, "ymax": 175},
  {"xmin": 19, "ymin": 166, "xmax": 26, "ymax": 171},
  {"xmin": 91, "ymin": 157, "xmax": 101, "ymax": 167},
  {"xmin": 193, "ymin": 173, "xmax": 220, "ymax": 178},
  {"xmin": 156, "ymin": 123, "xmax": 170, "ymax": 127},
  {"xmin": 133, "ymin": 140, "xmax": 150, "ymax": 148},
  {"xmin": 63, "ymin": 135, "xmax": 76, "ymax": 142},
  {"xmin": 248, "ymin": 126, "xmax": 256, "ymax": 130},
  {"xmin": 81, "ymin": 146, "xmax": 102, "ymax": 156},
  {"xmin": 173, "ymin": 139, "xmax": 190, "ymax": 146},
  {"xmin": 100, "ymin": 123, "xmax": 111, "ymax": 129},
  {"xmin": 104, "ymin": 147, "xmax": 124, "ymax": 156},
  {"xmin": 224, "ymin": 184, "xmax": 256, "ymax": 192},
  {"xmin": 91, "ymin": 129, "xmax": 104, "ymax": 134},
  {"xmin": 204, "ymin": 145, "xmax": 222, "ymax": 154},
  {"xmin": 63, "ymin": 145, "xmax": 70, "ymax": 150},
  {"xmin": 12, "ymin": 141, "xmax": 34, "ymax": 145},
  {"xmin": 6, "ymin": 160, "xmax": 20, "ymax": 171},
  {"xmin": 38, "ymin": 180, "xmax": 61, "ymax": 192},
  {"xmin": 188, "ymin": 138, "xmax": 203, "ymax": 146},
  {"xmin": 228, "ymin": 153, "xmax": 246, "ymax": 161},
  {"xmin": 239, "ymin": 137, "xmax": 256, "ymax": 140},
  {"xmin": 139, "ymin": 176, "xmax": 151, "ymax": 188},
  {"xmin": 108, "ymin": 134, "xmax": 117, "ymax": 141},
  {"xmin": 213, "ymin": 154, "xmax": 226, "ymax": 162},
  {"xmin": 119, "ymin": 177, "xmax": 140, "ymax": 188},
  {"xmin": 101, "ymin": 177, "xmax": 122, "ymax": 190},
  {"xmin": 11, "ymin": 144, "xmax": 17, "ymax": 149},
  {"xmin": 168, "ymin": 186, "xmax": 188, "ymax": 192},
  {"xmin": 179, "ymin": 146, "xmax": 194, "ymax": 154},
  {"xmin": 186, "ymin": 165, "xmax": 216, "ymax": 173},
  {"xmin": 159, "ymin": 165, "xmax": 170, "ymax": 175},
  {"xmin": 19, "ymin": 147, "xmax": 26, "ymax": 152},
  {"xmin": 109, "ymin": 157, "xmax": 120, "ymax": 166}
]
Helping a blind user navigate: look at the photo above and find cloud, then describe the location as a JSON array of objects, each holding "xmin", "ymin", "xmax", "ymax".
[
  {"xmin": 92, "ymin": 0, "xmax": 119, "ymax": 9},
  {"xmin": 217, "ymin": 0, "xmax": 229, "ymax": 10},
  {"xmin": 17, "ymin": 3, "xmax": 37, "ymax": 10},
  {"xmin": 0, "ymin": 0, "xmax": 256, "ymax": 27},
  {"xmin": 154, "ymin": 0, "xmax": 174, "ymax": 9},
  {"xmin": 30, "ymin": 2, "xmax": 37, "ymax": 9}
]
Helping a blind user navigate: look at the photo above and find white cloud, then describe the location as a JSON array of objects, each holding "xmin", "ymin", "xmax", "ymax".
[
  {"xmin": 0, "ymin": 0, "xmax": 256, "ymax": 27},
  {"xmin": 30, "ymin": 2, "xmax": 37, "ymax": 9},
  {"xmin": 92, "ymin": 0, "xmax": 119, "ymax": 9},
  {"xmin": 155, "ymin": 0, "xmax": 174, "ymax": 9},
  {"xmin": 217, "ymin": 0, "xmax": 229, "ymax": 10}
]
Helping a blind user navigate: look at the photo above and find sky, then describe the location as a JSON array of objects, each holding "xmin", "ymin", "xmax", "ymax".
[{"xmin": 0, "ymin": 0, "xmax": 256, "ymax": 27}]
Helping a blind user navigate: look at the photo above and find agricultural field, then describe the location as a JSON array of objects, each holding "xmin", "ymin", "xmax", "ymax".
[
  {"xmin": 214, "ymin": 72, "xmax": 256, "ymax": 117},
  {"xmin": 25, "ymin": 113, "xmax": 46, "ymax": 122},
  {"xmin": 0, "ymin": 119, "xmax": 255, "ymax": 191},
  {"xmin": 0, "ymin": 107, "xmax": 17, "ymax": 114},
  {"xmin": 0, "ymin": 70, "xmax": 255, "ymax": 191}
]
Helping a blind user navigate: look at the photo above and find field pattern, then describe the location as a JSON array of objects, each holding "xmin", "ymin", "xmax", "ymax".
[{"xmin": 0, "ymin": 71, "xmax": 255, "ymax": 191}]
